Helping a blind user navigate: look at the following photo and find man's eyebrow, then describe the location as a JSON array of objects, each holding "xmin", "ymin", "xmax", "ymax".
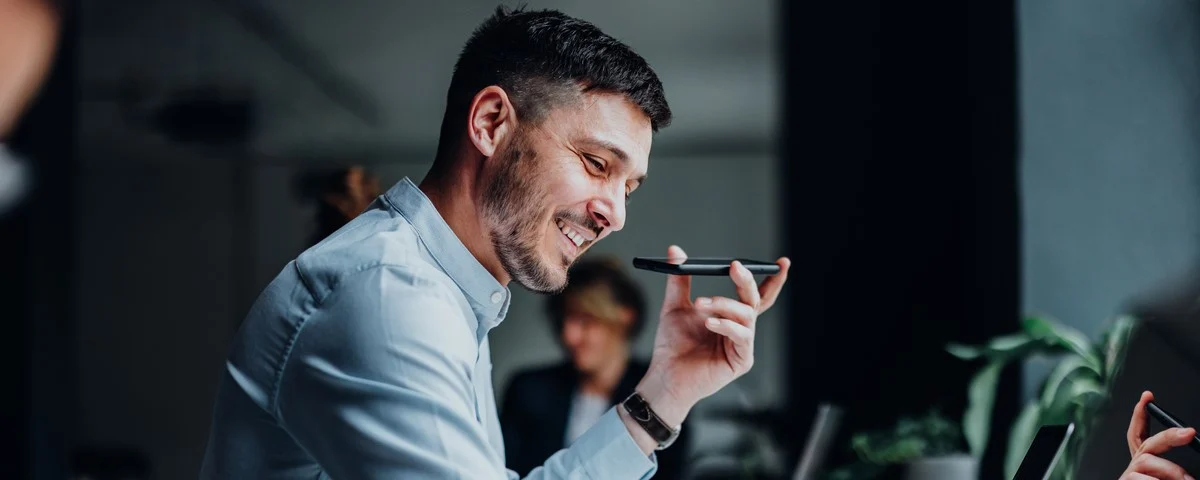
[{"xmin": 578, "ymin": 137, "xmax": 630, "ymax": 163}]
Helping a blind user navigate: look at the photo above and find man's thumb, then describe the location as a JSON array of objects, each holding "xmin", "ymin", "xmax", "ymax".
[{"xmin": 663, "ymin": 245, "xmax": 691, "ymax": 307}]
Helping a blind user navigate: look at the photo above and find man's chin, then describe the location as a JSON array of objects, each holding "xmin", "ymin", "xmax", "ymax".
[
  {"xmin": 537, "ymin": 249, "xmax": 572, "ymax": 289},
  {"xmin": 511, "ymin": 258, "xmax": 568, "ymax": 294}
]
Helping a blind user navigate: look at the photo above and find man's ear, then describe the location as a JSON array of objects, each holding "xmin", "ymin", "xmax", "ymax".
[{"xmin": 465, "ymin": 86, "xmax": 517, "ymax": 158}]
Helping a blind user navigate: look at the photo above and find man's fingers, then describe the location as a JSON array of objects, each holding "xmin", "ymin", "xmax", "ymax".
[
  {"xmin": 756, "ymin": 257, "xmax": 790, "ymax": 313},
  {"xmin": 1141, "ymin": 428, "xmax": 1197, "ymax": 456},
  {"xmin": 695, "ymin": 296, "xmax": 757, "ymax": 328},
  {"xmin": 729, "ymin": 261, "xmax": 761, "ymax": 309},
  {"xmin": 705, "ymin": 317, "xmax": 754, "ymax": 362},
  {"xmin": 662, "ymin": 245, "xmax": 692, "ymax": 310},
  {"xmin": 1130, "ymin": 391, "xmax": 1155, "ymax": 456},
  {"xmin": 1128, "ymin": 451, "xmax": 1192, "ymax": 480}
]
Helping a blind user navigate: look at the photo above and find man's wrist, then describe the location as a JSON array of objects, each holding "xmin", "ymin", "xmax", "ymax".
[
  {"xmin": 618, "ymin": 366, "xmax": 696, "ymax": 455},
  {"xmin": 632, "ymin": 371, "xmax": 693, "ymax": 428}
]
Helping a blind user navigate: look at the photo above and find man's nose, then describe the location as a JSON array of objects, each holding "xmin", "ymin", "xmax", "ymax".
[{"xmin": 588, "ymin": 190, "xmax": 626, "ymax": 233}]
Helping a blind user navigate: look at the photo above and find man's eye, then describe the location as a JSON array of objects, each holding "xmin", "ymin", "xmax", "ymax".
[{"xmin": 586, "ymin": 156, "xmax": 605, "ymax": 172}]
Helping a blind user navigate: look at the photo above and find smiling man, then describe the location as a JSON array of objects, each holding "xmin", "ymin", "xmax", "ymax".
[{"xmin": 200, "ymin": 6, "xmax": 790, "ymax": 479}]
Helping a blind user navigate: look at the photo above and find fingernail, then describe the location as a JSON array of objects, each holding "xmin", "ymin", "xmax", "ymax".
[
  {"xmin": 706, "ymin": 318, "xmax": 720, "ymax": 328},
  {"xmin": 1181, "ymin": 429, "xmax": 1195, "ymax": 438},
  {"xmin": 696, "ymin": 297, "xmax": 712, "ymax": 306},
  {"xmin": 1185, "ymin": 475, "xmax": 1194, "ymax": 480}
]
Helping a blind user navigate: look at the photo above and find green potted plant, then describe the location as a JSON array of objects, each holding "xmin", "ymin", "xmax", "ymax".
[
  {"xmin": 823, "ymin": 410, "xmax": 974, "ymax": 480},
  {"xmin": 946, "ymin": 314, "xmax": 1137, "ymax": 479}
]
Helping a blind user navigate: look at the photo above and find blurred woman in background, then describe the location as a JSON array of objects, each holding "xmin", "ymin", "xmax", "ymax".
[
  {"xmin": 500, "ymin": 257, "xmax": 691, "ymax": 479},
  {"xmin": 302, "ymin": 165, "xmax": 381, "ymax": 247}
]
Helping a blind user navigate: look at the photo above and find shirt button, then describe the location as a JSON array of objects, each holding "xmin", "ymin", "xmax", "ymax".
[{"xmin": 490, "ymin": 291, "xmax": 503, "ymax": 304}]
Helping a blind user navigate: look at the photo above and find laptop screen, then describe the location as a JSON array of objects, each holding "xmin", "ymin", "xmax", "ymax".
[{"xmin": 1012, "ymin": 424, "xmax": 1074, "ymax": 480}]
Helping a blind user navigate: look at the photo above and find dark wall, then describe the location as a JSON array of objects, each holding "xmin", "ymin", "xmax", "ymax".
[{"xmin": 780, "ymin": 2, "xmax": 1021, "ymax": 478}]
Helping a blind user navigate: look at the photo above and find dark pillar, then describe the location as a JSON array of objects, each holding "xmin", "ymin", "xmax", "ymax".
[{"xmin": 780, "ymin": 2, "xmax": 1020, "ymax": 478}]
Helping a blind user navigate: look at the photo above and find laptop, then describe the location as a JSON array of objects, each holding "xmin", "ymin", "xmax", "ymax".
[
  {"xmin": 791, "ymin": 403, "xmax": 844, "ymax": 480},
  {"xmin": 1011, "ymin": 423, "xmax": 1075, "ymax": 480}
]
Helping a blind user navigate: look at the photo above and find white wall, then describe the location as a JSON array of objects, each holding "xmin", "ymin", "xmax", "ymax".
[{"xmin": 1018, "ymin": 0, "xmax": 1200, "ymax": 398}]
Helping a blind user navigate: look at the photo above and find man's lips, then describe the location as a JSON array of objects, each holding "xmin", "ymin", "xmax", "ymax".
[{"xmin": 555, "ymin": 218, "xmax": 597, "ymax": 249}]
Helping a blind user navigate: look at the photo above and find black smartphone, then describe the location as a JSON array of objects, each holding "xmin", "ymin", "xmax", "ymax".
[
  {"xmin": 1147, "ymin": 401, "xmax": 1200, "ymax": 454},
  {"xmin": 632, "ymin": 257, "xmax": 781, "ymax": 276},
  {"xmin": 1012, "ymin": 424, "xmax": 1075, "ymax": 480}
]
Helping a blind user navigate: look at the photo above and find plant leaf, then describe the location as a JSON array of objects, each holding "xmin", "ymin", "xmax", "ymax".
[
  {"xmin": 1022, "ymin": 315, "xmax": 1103, "ymax": 371},
  {"xmin": 1063, "ymin": 376, "xmax": 1105, "ymax": 405},
  {"xmin": 1005, "ymin": 403, "xmax": 1043, "ymax": 480},
  {"xmin": 1060, "ymin": 374, "xmax": 1104, "ymax": 420},
  {"xmin": 1039, "ymin": 356, "xmax": 1101, "ymax": 416},
  {"xmin": 1073, "ymin": 390, "xmax": 1107, "ymax": 419},
  {"xmin": 963, "ymin": 361, "xmax": 1003, "ymax": 458},
  {"xmin": 1102, "ymin": 315, "xmax": 1138, "ymax": 381},
  {"xmin": 947, "ymin": 332, "xmax": 1037, "ymax": 361},
  {"xmin": 946, "ymin": 343, "xmax": 984, "ymax": 360},
  {"xmin": 1043, "ymin": 376, "xmax": 1106, "ymax": 429}
]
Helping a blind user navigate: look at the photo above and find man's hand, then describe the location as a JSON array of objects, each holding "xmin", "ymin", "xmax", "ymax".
[
  {"xmin": 620, "ymin": 245, "xmax": 790, "ymax": 453},
  {"xmin": 1122, "ymin": 391, "xmax": 1196, "ymax": 480}
]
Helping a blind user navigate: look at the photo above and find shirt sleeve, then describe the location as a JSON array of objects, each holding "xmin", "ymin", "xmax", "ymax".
[{"xmin": 274, "ymin": 265, "xmax": 657, "ymax": 480}]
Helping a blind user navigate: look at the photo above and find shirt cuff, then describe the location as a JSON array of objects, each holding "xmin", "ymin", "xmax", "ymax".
[{"xmin": 572, "ymin": 407, "xmax": 658, "ymax": 479}]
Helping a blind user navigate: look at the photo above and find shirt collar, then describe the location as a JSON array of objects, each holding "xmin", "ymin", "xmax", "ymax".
[{"xmin": 382, "ymin": 177, "xmax": 510, "ymax": 333}]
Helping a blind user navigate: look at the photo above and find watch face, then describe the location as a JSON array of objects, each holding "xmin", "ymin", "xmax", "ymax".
[{"xmin": 631, "ymin": 399, "xmax": 653, "ymax": 422}]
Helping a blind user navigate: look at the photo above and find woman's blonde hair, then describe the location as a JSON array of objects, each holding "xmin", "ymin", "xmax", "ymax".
[{"xmin": 545, "ymin": 256, "xmax": 647, "ymax": 339}]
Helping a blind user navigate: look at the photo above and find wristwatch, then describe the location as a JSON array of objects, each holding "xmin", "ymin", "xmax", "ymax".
[{"xmin": 621, "ymin": 392, "xmax": 681, "ymax": 450}]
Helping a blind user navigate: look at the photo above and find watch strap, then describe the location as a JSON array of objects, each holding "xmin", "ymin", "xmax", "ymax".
[{"xmin": 621, "ymin": 391, "xmax": 680, "ymax": 450}]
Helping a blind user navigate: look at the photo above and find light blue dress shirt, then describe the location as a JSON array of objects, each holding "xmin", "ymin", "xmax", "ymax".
[{"xmin": 200, "ymin": 177, "xmax": 657, "ymax": 479}]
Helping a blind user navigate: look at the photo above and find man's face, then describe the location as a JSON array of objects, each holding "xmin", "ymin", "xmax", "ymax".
[{"xmin": 481, "ymin": 92, "xmax": 652, "ymax": 293}]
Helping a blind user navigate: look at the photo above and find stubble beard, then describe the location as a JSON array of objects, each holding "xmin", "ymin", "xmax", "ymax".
[{"xmin": 481, "ymin": 132, "xmax": 571, "ymax": 294}]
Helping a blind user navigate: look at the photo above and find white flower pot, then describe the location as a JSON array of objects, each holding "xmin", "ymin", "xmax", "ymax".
[{"xmin": 904, "ymin": 454, "xmax": 979, "ymax": 480}]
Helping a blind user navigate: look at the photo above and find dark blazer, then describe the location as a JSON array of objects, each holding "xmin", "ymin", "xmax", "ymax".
[{"xmin": 500, "ymin": 360, "xmax": 690, "ymax": 479}]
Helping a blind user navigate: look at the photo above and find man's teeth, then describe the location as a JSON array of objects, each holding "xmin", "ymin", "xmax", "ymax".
[{"xmin": 555, "ymin": 220, "xmax": 585, "ymax": 247}]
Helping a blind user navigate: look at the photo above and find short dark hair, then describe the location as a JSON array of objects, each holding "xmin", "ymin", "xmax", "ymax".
[
  {"xmin": 545, "ymin": 257, "xmax": 648, "ymax": 340},
  {"xmin": 434, "ymin": 6, "xmax": 672, "ymax": 161}
]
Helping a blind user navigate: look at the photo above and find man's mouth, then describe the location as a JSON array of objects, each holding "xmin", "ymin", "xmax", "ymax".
[
  {"xmin": 555, "ymin": 218, "xmax": 595, "ymax": 249},
  {"xmin": 557, "ymin": 220, "xmax": 584, "ymax": 247}
]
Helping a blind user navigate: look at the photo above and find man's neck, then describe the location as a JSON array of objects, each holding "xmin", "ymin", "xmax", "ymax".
[
  {"xmin": 579, "ymin": 347, "xmax": 630, "ymax": 397},
  {"xmin": 418, "ymin": 165, "xmax": 510, "ymax": 285}
]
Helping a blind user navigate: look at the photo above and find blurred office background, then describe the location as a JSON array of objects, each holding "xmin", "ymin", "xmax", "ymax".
[{"xmin": 4, "ymin": 0, "xmax": 1199, "ymax": 479}]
